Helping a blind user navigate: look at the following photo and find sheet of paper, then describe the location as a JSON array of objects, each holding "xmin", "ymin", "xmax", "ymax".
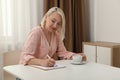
[{"xmin": 30, "ymin": 63, "xmax": 65, "ymax": 71}]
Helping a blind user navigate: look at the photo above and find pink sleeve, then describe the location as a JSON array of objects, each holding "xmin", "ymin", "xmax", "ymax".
[
  {"xmin": 19, "ymin": 28, "xmax": 40, "ymax": 65},
  {"xmin": 56, "ymin": 34, "xmax": 75, "ymax": 60}
]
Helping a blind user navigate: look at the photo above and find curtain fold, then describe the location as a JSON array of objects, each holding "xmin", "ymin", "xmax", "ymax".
[
  {"xmin": 44, "ymin": 0, "xmax": 59, "ymax": 14},
  {"xmin": 73, "ymin": 0, "xmax": 86, "ymax": 52},
  {"xmin": 44, "ymin": 0, "xmax": 86, "ymax": 52},
  {"xmin": 0, "ymin": 0, "xmax": 42, "ymax": 52}
]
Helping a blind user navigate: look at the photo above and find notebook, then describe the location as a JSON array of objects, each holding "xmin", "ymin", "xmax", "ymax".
[{"xmin": 30, "ymin": 63, "xmax": 65, "ymax": 71}]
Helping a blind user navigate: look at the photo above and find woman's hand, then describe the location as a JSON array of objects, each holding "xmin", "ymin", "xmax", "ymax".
[
  {"xmin": 28, "ymin": 58, "xmax": 56, "ymax": 67},
  {"xmin": 40, "ymin": 58, "xmax": 56, "ymax": 67},
  {"xmin": 78, "ymin": 53, "xmax": 87, "ymax": 61}
]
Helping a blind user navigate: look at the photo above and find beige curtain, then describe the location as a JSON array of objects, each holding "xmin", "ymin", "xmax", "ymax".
[{"xmin": 44, "ymin": 0, "xmax": 85, "ymax": 53}]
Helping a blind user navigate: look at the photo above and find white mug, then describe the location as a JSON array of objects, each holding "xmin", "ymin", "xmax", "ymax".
[{"xmin": 72, "ymin": 54, "xmax": 82, "ymax": 63}]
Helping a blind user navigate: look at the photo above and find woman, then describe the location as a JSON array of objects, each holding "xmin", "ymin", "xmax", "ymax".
[{"xmin": 19, "ymin": 7, "xmax": 86, "ymax": 67}]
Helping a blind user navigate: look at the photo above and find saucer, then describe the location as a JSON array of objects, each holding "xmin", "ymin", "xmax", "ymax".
[{"xmin": 71, "ymin": 61, "xmax": 86, "ymax": 65}]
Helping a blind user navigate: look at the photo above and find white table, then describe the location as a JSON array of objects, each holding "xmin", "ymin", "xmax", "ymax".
[{"xmin": 3, "ymin": 60, "xmax": 120, "ymax": 80}]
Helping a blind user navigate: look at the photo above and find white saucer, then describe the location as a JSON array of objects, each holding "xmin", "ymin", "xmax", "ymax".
[{"xmin": 71, "ymin": 61, "xmax": 86, "ymax": 65}]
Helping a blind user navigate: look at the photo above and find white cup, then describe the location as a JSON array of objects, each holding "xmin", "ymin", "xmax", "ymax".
[{"xmin": 72, "ymin": 54, "xmax": 82, "ymax": 63}]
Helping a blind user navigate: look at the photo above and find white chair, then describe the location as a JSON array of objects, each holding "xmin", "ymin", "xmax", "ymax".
[{"xmin": 3, "ymin": 50, "xmax": 21, "ymax": 80}]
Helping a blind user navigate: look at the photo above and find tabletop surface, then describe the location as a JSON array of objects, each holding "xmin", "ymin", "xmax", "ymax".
[{"xmin": 3, "ymin": 60, "xmax": 120, "ymax": 80}]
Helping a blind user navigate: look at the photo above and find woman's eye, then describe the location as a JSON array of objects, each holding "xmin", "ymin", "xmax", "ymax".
[
  {"xmin": 51, "ymin": 20, "xmax": 55, "ymax": 23},
  {"xmin": 58, "ymin": 23, "xmax": 62, "ymax": 26}
]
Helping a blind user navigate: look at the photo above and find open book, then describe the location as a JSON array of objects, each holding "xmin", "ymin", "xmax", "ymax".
[{"xmin": 30, "ymin": 63, "xmax": 65, "ymax": 71}]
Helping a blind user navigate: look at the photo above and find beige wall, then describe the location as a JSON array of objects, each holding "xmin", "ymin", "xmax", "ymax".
[
  {"xmin": 0, "ymin": 53, "xmax": 3, "ymax": 80},
  {"xmin": 85, "ymin": 0, "xmax": 120, "ymax": 43},
  {"xmin": 85, "ymin": 0, "xmax": 95, "ymax": 41}
]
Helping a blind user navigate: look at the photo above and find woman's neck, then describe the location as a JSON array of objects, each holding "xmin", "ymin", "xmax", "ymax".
[{"xmin": 41, "ymin": 26, "xmax": 52, "ymax": 45}]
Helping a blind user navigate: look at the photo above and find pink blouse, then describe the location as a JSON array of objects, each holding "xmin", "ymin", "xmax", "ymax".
[{"xmin": 19, "ymin": 26, "xmax": 75, "ymax": 65}]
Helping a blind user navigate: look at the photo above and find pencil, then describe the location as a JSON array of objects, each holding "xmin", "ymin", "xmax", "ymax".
[{"xmin": 47, "ymin": 54, "xmax": 51, "ymax": 59}]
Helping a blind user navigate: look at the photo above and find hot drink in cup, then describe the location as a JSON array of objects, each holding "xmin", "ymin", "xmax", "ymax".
[{"xmin": 72, "ymin": 54, "xmax": 82, "ymax": 63}]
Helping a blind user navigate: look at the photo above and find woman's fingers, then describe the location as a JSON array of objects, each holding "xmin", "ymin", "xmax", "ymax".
[
  {"xmin": 50, "ymin": 58, "xmax": 55, "ymax": 64},
  {"xmin": 79, "ymin": 53, "xmax": 87, "ymax": 61},
  {"xmin": 47, "ymin": 58, "xmax": 56, "ymax": 67}
]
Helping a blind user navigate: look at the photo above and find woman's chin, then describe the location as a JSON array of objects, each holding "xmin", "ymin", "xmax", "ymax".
[{"xmin": 50, "ymin": 29, "xmax": 57, "ymax": 32}]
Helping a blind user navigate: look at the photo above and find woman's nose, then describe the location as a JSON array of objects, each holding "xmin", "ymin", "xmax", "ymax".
[{"xmin": 53, "ymin": 22, "xmax": 57, "ymax": 28}]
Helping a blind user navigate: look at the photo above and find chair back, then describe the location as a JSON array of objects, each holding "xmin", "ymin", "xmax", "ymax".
[{"xmin": 3, "ymin": 50, "xmax": 21, "ymax": 80}]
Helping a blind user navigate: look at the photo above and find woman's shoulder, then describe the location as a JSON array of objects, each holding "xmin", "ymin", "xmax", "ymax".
[
  {"xmin": 32, "ymin": 25, "xmax": 42, "ymax": 31},
  {"xmin": 30, "ymin": 25, "xmax": 42, "ymax": 34}
]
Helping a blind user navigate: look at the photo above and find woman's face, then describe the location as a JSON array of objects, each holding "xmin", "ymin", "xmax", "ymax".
[{"xmin": 45, "ymin": 12, "xmax": 62, "ymax": 32}]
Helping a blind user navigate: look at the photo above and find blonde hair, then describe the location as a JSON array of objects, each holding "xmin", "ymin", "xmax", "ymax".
[{"xmin": 41, "ymin": 7, "xmax": 65, "ymax": 40}]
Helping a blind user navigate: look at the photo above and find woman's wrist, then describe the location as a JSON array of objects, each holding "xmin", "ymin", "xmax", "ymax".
[{"xmin": 28, "ymin": 58, "xmax": 43, "ymax": 65}]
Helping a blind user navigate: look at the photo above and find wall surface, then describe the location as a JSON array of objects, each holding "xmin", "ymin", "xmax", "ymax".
[
  {"xmin": 85, "ymin": 0, "xmax": 120, "ymax": 43},
  {"xmin": 85, "ymin": 0, "xmax": 95, "ymax": 41},
  {"xmin": 95, "ymin": 0, "xmax": 120, "ymax": 43}
]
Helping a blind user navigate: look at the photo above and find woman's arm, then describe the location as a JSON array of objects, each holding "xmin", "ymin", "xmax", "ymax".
[
  {"xmin": 56, "ymin": 33, "xmax": 86, "ymax": 61},
  {"xmin": 56, "ymin": 34, "xmax": 75, "ymax": 59},
  {"xmin": 20, "ymin": 27, "xmax": 41, "ymax": 65},
  {"xmin": 28, "ymin": 58, "xmax": 55, "ymax": 67}
]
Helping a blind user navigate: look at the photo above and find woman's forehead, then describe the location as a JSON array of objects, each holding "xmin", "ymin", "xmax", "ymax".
[{"xmin": 49, "ymin": 12, "xmax": 62, "ymax": 21}]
